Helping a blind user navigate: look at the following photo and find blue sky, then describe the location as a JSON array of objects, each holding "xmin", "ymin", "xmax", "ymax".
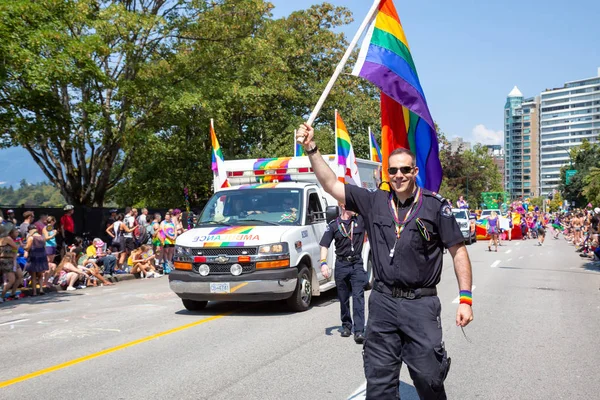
[{"xmin": 2, "ymin": 0, "xmax": 600, "ymax": 187}]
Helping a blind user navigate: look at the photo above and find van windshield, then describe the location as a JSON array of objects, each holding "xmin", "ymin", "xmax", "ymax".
[{"xmin": 198, "ymin": 189, "xmax": 303, "ymax": 226}]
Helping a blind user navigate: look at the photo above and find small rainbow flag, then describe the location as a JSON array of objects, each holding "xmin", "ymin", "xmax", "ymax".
[
  {"xmin": 210, "ymin": 119, "xmax": 230, "ymax": 190},
  {"xmin": 369, "ymin": 127, "xmax": 382, "ymax": 163},
  {"xmin": 335, "ymin": 110, "xmax": 361, "ymax": 187},
  {"xmin": 294, "ymin": 130, "xmax": 305, "ymax": 156},
  {"xmin": 351, "ymin": 0, "xmax": 442, "ymax": 192}
]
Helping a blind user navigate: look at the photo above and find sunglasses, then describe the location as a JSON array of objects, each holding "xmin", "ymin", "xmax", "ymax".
[{"xmin": 387, "ymin": 166, "xmax": 414, "ymax": 175}]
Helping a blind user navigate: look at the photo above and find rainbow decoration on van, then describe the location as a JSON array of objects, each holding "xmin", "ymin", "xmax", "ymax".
[
  {"xmin": 192, "ymin": 226, "xmax": 260, "ymax": 247},
  {"xmin": 253, "ymin": 157, "xmax": 292, "ymax": 182}
]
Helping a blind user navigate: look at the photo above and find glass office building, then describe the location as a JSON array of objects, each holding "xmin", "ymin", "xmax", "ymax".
[
  {"xmin": 539, "ymin": 69, "xmax": 600, "ymax": 196},
  {"xmin": 504, "ymin": 87, "xmax": 540, "ymax": 199}
]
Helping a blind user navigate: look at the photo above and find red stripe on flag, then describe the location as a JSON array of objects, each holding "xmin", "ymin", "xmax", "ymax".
[{"xmin": 381, "ymin": 92, "xmax": 408, "ymax": 182}]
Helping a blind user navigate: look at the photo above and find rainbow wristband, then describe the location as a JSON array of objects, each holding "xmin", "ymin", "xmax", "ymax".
[
  {"xmin": 459, "ymin": 290, "xmax": 472, "ymax": 306},
  {"xmin": 320, "ymin": 259, "xmax": 327, "ymax": 266}
]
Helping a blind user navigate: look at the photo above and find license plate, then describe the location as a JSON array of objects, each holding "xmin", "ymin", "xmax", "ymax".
[{"xmin": 210, "ymin": 283, "xmax": 230, "ymax": 294}]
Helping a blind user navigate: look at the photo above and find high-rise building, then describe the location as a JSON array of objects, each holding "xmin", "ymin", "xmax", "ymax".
[
  {"xmin": 539, "ymin": 68, "xmax": 600, "ymax": 196},
  {"xmin": 449, "ymin": 137, "xmax": 471, "ymax": 153},
  {"xmin": 504, "ymin": 87, "xmax": 540, "ymax": 199}
]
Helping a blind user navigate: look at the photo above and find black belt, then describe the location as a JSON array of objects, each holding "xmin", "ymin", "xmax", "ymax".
[
  {"xmin": 337, "ymin": 255, "xmax": 360, "ymax": 262},
  {"xmin": 374, "ymin": 280, "xmax": 437, "ymax": 299}
]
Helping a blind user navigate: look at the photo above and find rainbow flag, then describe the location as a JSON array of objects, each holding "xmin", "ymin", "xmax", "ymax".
[
  {"xmin": 210, "ymin": 119, "xmax": 230, "ymax": 190},
  {"xmin": 369, "ymin": 127, "xmax": 382, "ymax": 163},
  {"xmin": 335, "ymin": 110, "xmax": 361, "ymax": 187},
  {"xmin": 351, "ymin": 0, "xmax": 442, "ymax": 192},
  {"xmin": 294, "ymin": 131, "xmax": 305, "ymax": 156}
]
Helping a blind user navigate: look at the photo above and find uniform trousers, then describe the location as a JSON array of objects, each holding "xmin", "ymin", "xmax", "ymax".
[
  {"xmin": 334, "ymin": 261, "xmax": 366, "ymax": 333},
  {"xmin": 363, "ymin": 288, "xmax": 450, "ymax": 399}
]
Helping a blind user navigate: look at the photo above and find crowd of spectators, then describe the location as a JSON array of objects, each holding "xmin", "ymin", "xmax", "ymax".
[{"xmin": 0, "ymin": 206, "xmax": 194, "ymax": 302}]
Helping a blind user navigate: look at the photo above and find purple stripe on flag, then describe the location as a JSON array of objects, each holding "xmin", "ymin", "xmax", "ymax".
[{"xmin": 359, "ymin": 61, "xmax": 434, "ymax": 129}]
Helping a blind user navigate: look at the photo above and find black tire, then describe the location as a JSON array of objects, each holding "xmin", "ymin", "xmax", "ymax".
[
  {"xmin": 467, "ymin": 235, "xmax": 473, "ymax": 245},
  {"xmin": 286, "ymin": 265, "xmax": 312, "ymax": 312},
  {"xmin": 182, "ymin": 299, "xmax": 208, "ymax": 311},
  {"xmin": 473, "ymin": 234, "xmax": 477, "ymax": 243}
]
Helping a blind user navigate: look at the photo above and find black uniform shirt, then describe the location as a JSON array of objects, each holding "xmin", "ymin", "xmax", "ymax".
[
  {"xmin": 319, "ymin": 215, "xmax": 366, "ymax": 258},
  {"xmin": 345, "ymin": 184, "xmax": 463, "ymax": 288}
]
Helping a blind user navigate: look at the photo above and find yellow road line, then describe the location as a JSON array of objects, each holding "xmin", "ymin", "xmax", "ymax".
[
  {"xmin": 230, "ymin": 282, "xmax": 249, "ymax": 293},
  {"xmin": 0, "ymin": 313, "xmax": 229, "ymax": 389}
]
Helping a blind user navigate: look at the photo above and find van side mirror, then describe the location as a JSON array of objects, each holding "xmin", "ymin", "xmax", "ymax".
[{"xmin": 325, "ymin": 206, "xmax": 339, "ymax": 223}]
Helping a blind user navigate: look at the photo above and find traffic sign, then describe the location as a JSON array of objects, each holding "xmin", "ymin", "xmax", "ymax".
[{"xmin": 565, "ymin": 169, "xmax": 577, "ymax": 184}]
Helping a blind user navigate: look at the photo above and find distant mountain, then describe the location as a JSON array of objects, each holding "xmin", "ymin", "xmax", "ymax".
[{"xmin": 0, "ymin": 148, "xmax": 48, "ymax": 187}]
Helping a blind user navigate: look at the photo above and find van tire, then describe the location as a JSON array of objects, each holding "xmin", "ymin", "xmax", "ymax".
[
  {"xmin": 286, "ymin": 265, "xmax": 312, "ymax": 312},
  {"xmin": 182, "ymin": 299, "xmax": 208, "ymax": 311}
]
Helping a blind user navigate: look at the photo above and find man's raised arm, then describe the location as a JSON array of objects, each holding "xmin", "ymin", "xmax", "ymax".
[{"xmin": 296, "ymin": 123, "xmax": 346, "ymax": 204}]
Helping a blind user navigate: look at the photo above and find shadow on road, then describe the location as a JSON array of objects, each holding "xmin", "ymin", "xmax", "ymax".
[
  {"xmin": 582, "ymin": 260, "xmax": 600, "ymax": 272},
  {"xmin": 347, "ymin": 381, "xmax": 419, "ymax": 400},
  {"xmin": 0, "ymin": 291, "xmax": 85, "ymax": 311},
  {"xmin": 174, "ymin": 288, "xmax": 340, "ymax": 317}
]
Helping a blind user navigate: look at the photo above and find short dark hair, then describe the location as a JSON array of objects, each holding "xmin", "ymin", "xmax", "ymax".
[{"xmin": 389, "ymin": 148, "xmax": 416, "ymax": 166}]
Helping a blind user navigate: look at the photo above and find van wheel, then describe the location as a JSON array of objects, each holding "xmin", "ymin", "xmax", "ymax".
[
  {"xmin": 182, "ymin": 299, "xmax": 208, "ymax": 311},
  {"xmin": 286, "ymin": 265, "xmax": 311, "ymax": 312},
  {"xmin": 467, "ymin": 235, "xmax": 473, "ymax": 245}
]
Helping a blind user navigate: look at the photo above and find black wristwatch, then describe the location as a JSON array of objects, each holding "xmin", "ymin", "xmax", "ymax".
[{"xmin": 305, "ymin": 144, "xmax": 319, "ymax": 155}]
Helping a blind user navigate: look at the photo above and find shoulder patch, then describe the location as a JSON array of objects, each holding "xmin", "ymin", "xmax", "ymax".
[
  {"xmin": 422, "ymin": 189, "xmax": 446, "ymax": 203},
  {"xmin": 441, "ymin": 203, "xmax": 453, "ymax": 218}
]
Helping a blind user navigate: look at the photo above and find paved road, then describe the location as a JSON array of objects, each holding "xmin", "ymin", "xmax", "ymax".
[{"xmin": 1, "ymin": 237, "xmax": 598, "ymax": 399}]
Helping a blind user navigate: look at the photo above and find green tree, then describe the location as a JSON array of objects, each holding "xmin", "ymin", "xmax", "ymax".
[
  {"xmin": 0, "ymin": 0, "xmax": 270, "ymax": 206},
  {"xmin": 438, "ymin": 139, "xmax": 503, "ymax": 208},
  {"xmin": 110, "ymin": 2, "xmax": 380, "ymax": 207},
  {"xmin": 549, "ymin": 192, "xmax": 563, "ymax": 212},
  {"xmin": 583, "ymin": 167, "xmax": 600, "ymax": 206},
  {"xmin": 559, "ymin": 140, "xmax": 600, "ymax": 207}
]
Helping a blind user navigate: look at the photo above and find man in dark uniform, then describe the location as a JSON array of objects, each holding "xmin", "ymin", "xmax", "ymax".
[
  {"xmin": 296, "ymin": 124, "xmax": 473, "ymax": 400},
  {"xmin": 319, "ymin": 203, "xmax": 367, "ymax": 344}
]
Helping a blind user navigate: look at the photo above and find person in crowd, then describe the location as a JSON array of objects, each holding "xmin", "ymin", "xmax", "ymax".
[
  {"xmin": 122, "ymin": 207, "xmax": 137, "ymax": 269},
  {"xmin": 43, "ymin": 216, "xmax": 59, "ymax": 265},
  {"xmin": 138, "ymin": 208, "xmax": 149, "ymax": 227},
  {"xmin": 159, "ymin": 211, "xmax": 177, "ymax": 271},
  {"xmin": 106, "ymin": 213, "xmax": 126, "ymax": 270},
  {"xmin": 19, "ymin": 211, "xmax": 34, "ymax": 238},
  {"xmin": 172, "ymin": 209, "xmax": 184, "ymax": 235},
  {"xmin": 488, "ymin": 211, "xmax": 499, "ymax": 252},
  {"xmin": 0, "ymin": 224, "xmax": 20, "ymax": 302},
  {"xmin": 33, "ymin": 212, "xmax": 48, "ymax": 235},
  {"xmin": 536, "ymin": 216, "xmax": 547, "ymax": 246},
  {"xmin": 60, "ymin": 205, "xmax": 76, "ymax": 250},
  {"xmin": 130, "ymin": 245, "xmax": 161, "ymax": 278},
  {"xmin": 151, "ymin": 213, "xmax": 162, "ymax": 265},
  {"xmin": 506, "ymin": 207, "xmax": 513, "ymax": 241},
  {"xmin": 24, "ymin": 225, "xmax": 49, "ymax": 296},
  {"xmin": 5, "ymin": 210, "xmax": 17, "ymax": 225},
  {"xmin": 456, "ymin": 195, "xmax": 468, "ymax": 209},
  {"xmin": 50, "ymin": 252, "xmax": 87, "ymax": 291}
]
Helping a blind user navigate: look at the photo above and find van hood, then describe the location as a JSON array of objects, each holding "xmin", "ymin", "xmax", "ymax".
[{"xmin": 176, "ymin": 225, "xmax": 291, "ymax": 248}]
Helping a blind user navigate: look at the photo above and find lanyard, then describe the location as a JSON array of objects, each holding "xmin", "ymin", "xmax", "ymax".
[
  {"xmin": 388, "ymin": 187, "xmax": 422, "ymax": 257},
  {"xmin": 337, "ymin": 217, "xmax": 355, "ymax": 252}
]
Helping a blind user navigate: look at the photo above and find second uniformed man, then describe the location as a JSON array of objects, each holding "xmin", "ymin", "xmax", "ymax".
[
  {"xmin": 319, "ymin": 203, "xmax": 366, "ymax": 344},
  {"xmin": 297, "ymin": 123, "xmax": 473, "ymax": 400}
]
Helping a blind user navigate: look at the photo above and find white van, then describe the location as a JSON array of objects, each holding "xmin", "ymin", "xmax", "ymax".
[{"xmin": 169, "ymin": 155, "xmax": 380, "ymax": 312}]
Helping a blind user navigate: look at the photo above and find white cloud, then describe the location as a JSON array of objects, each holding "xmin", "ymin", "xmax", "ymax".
[{"xmin": 470, "ymin": 124, "xmax": 503, "ymax": 145}]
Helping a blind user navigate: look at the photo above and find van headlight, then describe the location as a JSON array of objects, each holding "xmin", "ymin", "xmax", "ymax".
[
  {"xmin": 258, "ymin": 243, "xmax": 289, "ymax": 255},
  {"xmin": 174, "ymin": 246, "xmax": 192, "ymax": 261}
]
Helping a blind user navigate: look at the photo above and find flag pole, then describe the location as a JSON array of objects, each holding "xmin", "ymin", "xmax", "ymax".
[
  {"xmin": 368, "ymin": 126, "xmax": 373, "ymax": 162},
  {"xmin": 334, "ymin": 109, "xmax": 339, "ymax": 180},
  {"xmin": 293, "ymin": 129, "xmax": 297, "ymax": 156},
  {"xmin": 298, "ymin": 0, "xmax": 381, "ymax": 142}
]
